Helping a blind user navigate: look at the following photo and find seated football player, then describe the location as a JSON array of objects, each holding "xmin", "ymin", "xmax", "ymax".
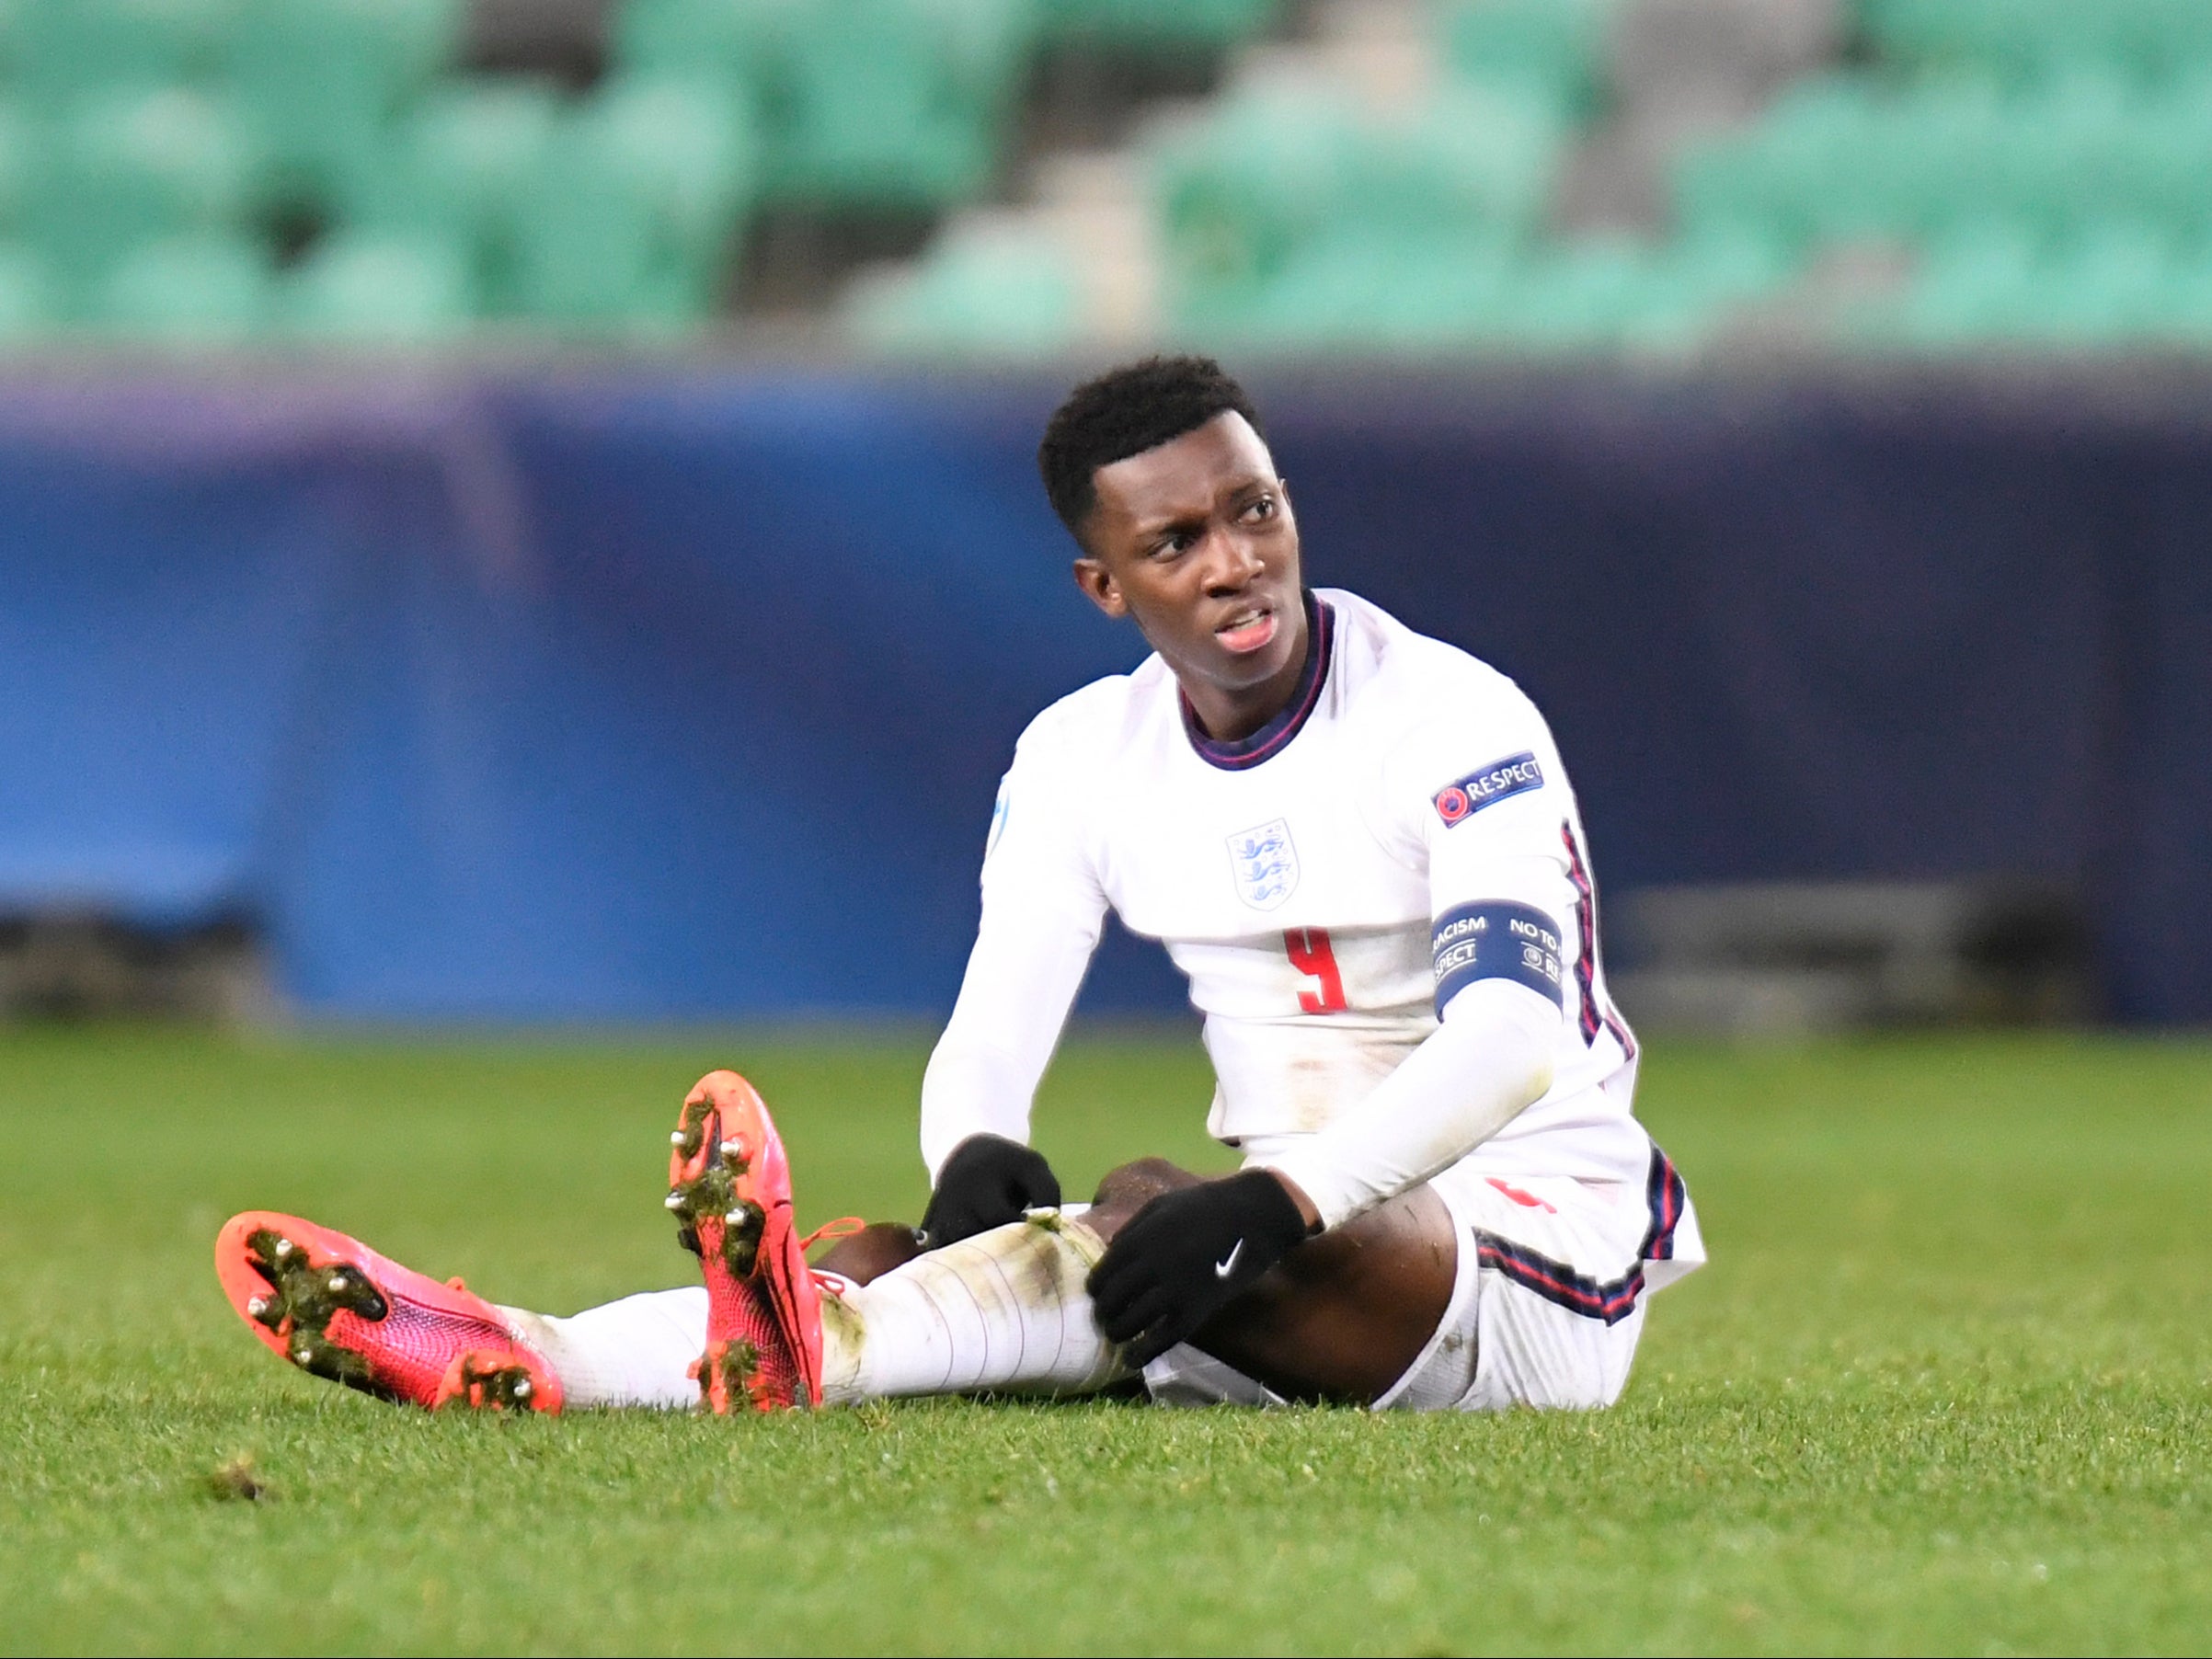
[{"xmin": 215, "ymin": 356, "xmax": 1703, "ymax": 1417}]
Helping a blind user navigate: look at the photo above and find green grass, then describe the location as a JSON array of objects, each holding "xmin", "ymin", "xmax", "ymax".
[{"xmin": 2, "ymin": 1026, "xmax": 2208, "ymax": 1655}]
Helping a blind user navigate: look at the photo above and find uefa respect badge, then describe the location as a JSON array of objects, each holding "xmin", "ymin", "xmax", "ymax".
[{"xmin": 1433, "ymin": 751, "xmax": 1544, "ymax": 827}]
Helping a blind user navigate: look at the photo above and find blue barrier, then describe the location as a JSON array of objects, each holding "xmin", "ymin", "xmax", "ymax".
[{"xmin": 0, "ymin": 367, "xmax": 2204, "ymax": 1023}]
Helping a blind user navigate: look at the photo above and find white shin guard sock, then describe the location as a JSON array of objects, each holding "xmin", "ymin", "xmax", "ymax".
[
  {"xmin": 500, "ymin": 1287, "xmax": 707, "ymax": 1410},
  {"xmin": 818, "ymin": 1212, "xmax": 1128, "ymax": 1405}
]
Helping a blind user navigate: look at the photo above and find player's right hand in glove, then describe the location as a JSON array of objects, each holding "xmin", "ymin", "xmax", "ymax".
[
  {"xmin": 918, "ymin": 1133, "xmax": 1062, "ymax": 1249},
  {"xmin": 1086, "ymin": 1169, "xmax": 1315, "ymax": 1367}
]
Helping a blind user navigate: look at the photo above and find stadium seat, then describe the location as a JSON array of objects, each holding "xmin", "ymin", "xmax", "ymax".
[
  {"xmin": 1440, "ymin": 0, "xmax": 1610, "ymax": 125},
  {"xmin": 1039, "ymin": 0, "xmax": 1275, "ymax": 52},
  {"xmin": 1842, "ymin": 222, "xmax": 2040, "ymax": 348},
  {"xmin": 2028, "ymin": 222, "xmax": 2177, "ymax": 343},
  {"xmin": 846, "ymin": 219, "xmax": 1081, "ymax": 353},
  {"xmin": 1201, "ymin": 235, "xmax": 1519, "ymax": 351},
  {"xmin": 1500, "ymin": 240, "xmax": 1715, "ymax": 351},
  {"xmin": 1152, "ymin": 86, "xmax": 1363, "ymax": 321},
  {"xmin": 1154, "ymin": 79, "xmax": 1562, "ymax": 327},
  {"xmin": 20, "ymin": 86, "xmax": 257, "ymax": 286},
  {"xmin": 2156, "ymin": 256, "xmax": 2212, "ymax": 345},
  {"xmin": 0, "ymin": 100, "xmax": 29, "ymax": 230},
  {"xmin": 14, "ymin": 0, "xmax": 240, "ymax": 108},
  {"xmin": 86, "ymin": 232, "xmax": 272, "ymax": 341},
  {"xmin": 342, "ymin": 79, "xmax": 564, "ymax": 311},
  {"xmin": 591, "ymin": 74, "xmax": 759, "ymax": 253},
  {"xmin": 227, "ymin": 0, "xmax": 464, "ymax": 203},
  {"xmin": 1862, "ymin": 0, "xmax": 2212, "ymax": 87},
  {"xmin": 763, "ymin": 0, "xmax": 1011, "ymax": 210},
  {"xmin": 0, "ymin": 243, "xmax": 58, "ymax": 339},
  {"xmin": 280, "ymin": 230, "xmax": 475, "ymax": 339},
  {"xmin": 508, "ymin": 76, "xmax": 756, "ymax": 326},
  {"xmin": 613, "ymin": 0, "xmax": 790, "ymax": 85}
]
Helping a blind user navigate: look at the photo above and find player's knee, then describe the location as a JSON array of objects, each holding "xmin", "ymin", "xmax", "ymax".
[
  {"xmin": 811, "ymin": 1220, "xmax": 923, "ymax": 1286},
  {"xmin": 1091, "ymin": 1157, "xmax": 1199, "ymax": 1211}
]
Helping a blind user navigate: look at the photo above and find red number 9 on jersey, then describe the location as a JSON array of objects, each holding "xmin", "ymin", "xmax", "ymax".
[{"xmin": 1284, "ymin": 928, "xmax": 1347, "ymax": 1013}]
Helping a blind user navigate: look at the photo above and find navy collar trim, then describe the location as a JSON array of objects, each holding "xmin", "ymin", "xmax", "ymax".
[{"xmin": 1180, "ymin": 592, "xmax": 1335, "ymax": 772}]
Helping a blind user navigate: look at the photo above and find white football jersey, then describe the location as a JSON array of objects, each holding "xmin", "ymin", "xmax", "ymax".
[{"xmin": 920, "ymin": 588, "xmax": 1656, "ymax": 1192}]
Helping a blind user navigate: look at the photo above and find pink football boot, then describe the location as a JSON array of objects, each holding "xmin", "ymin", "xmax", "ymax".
[
  {"xmin": 214, "ymin": 1212, "xmax": 562, "ymax": 1413},
  {"xmin": 664, "ymin": 1070, "xmax": 825, "ymax": 1413}
]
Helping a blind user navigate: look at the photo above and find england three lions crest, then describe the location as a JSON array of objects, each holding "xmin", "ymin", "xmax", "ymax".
[{"xmin": 1227, "ymin": 818, "xmax": 1300, "ymax": 911}]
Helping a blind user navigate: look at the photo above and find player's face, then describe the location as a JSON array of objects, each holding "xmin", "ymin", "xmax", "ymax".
[{"xmin": 1073, "ymin": 411, "xmax": 1306, "ymax": 735}]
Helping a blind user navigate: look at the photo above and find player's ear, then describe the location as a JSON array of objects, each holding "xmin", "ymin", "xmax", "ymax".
[{"xmin": 1072, "ymin": 555, "xmax": 1128, "ymax": 619}]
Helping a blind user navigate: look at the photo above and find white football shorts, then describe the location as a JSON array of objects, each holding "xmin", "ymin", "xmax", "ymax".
[{"xmin": 1141, "ymin": 1140, "xmax": 1702, "ymax": 1413}]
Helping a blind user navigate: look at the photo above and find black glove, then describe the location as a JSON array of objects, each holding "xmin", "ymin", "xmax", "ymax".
[
  {"xmin": 918, "ymin": 1133, "xmax": 1061, "ymax": 1249},
  {"xmin": 1087, "ymin": 1169, "xmax": 1313, "ymax": 1367}
]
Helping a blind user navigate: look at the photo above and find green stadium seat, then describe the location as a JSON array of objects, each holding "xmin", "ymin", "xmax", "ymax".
[
  {"xmin": 1182, "ymin": 231, "xmax": 1740, "ymax": 357},
  {"xmin": 2025, "ymin": 223, "xmax": 2174, "ymax": 343},
  {"xmin": 0, "ymin": 101, "xmax": 30, "ymax": 230},
  {"xmin": 590, "ymin": 75, "xmax": 758, "ymax": 257},
  {"xmin": 342, "ymin": 79, "xmax": 564, "ymax": 308},
  {"xmin": 1499, "ymin": 240, "xmax": 1717, "ymax": 352},
  {"xmin": 281, "ymin": 230, "xmax": 475, "ymax": 339},
  {"xmin": 227, "ymin": 0, "xmax": 464, "ymax": 203},
  {"xmin": 1152, "ymin": 87, "xmax": 1362, "ymax": 317},
  {"xmin": 1156, "ymin": 81, "xmax": 1561, "ymax": 328},
  {"xmin": 847, "ymin": 221, "xmax": 1081, "ymax": 354},
  {"xmin": 934, "ymin": 0, "xmax": 1043, "ymax": 109},
  {"xmin": 86, "ymin": 232, "xmax": 271, "ymax": 340},
  {"xmin": 1353, "ymin": 85, "xmax": 1565, "ymax": 242},
  {"xmin": 0, "ymin": 243, "xmax": 58, "ymax": 338},
  {"xmin": 2155, "ymin": 256, "xmax": 2212, "ymax": 346},
  {"xmin": 1208, "ymin": 235, "xmax": 1519, "ymax": 351},
  {"xmin": 1039, "ymin": 0, "xmax": 1274, "ymax": 52},
  {"xmin": 1670, "ymin": 230, "xmax": 1796, "ymax": 306},
  {"xmin": 2114, "ymin": 80, "xmax": 2212, "ymax": 239},
  {"xmin": 21, "ymin": 87, "xmax": 257, "ymax": 285},
  {"xmin": 613, "ymin": 0, "xmax": 790, "ymax": 85},
  {"xmin": 1441, "ymin": 0, "xmax": 1610, "ymax": 125},
  {"xmin": 764, "ymin": 0, "xmax": 1010, "ymax": 210},
  {"xmin": 508, "ymin": 77, "xmax": 755, "ymax": 327},
  {"xmin": 1672, "ymin": 78, "xmax": 1875, "ymax": 252},
  {"xmin": 1863, "ymin": 0, "xmax": 2212, "ymax": 87},
  {"xmin": 15, "ymin": 0, "xmax": 241, "ymax": 108},
  {"xmin": 1843, "ymin": 222, "xmax": 2039, "ymax": 348}
]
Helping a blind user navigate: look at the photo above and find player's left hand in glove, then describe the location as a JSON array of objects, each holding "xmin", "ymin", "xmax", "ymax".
[
  {"xmin": 1086, "ymin": 1169, "xmax": 1314, "ymax": 1367},
  {"xmin": 917, "ymin": 1132, "xmax": 1062, "ymax": 1250}
]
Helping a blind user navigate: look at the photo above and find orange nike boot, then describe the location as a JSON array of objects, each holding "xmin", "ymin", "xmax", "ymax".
[
  {"xmin": 664, "ymin": 1070, "xmax": 825, "ymax": 1413},
  {"xmin": 214, "ymin": 1212, "xmax": 562, "ymax": 1413}
]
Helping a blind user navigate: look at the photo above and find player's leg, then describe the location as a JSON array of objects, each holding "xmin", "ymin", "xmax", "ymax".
[
  {"xmin": 668, "ymin": 1069, "xmax": 1134, "ymax": 1411},
  {"xmin": 213, "ymin": 1211, "xmax": 569, "ymax": 1412},
  {"xmin": 1403, "ymin": 1157, "xmax": 1684, "ymax": 1413},
  {"xmin": 796, "ymin": 1153, "xmax": 1451, "ymax": 1412},
  {"xmin": 1092, "ymin": 1152, "xmax": 1681, "ymax": 1412},
  {"xmin": 1080, "ymin": 1158, "xmax": 1460, "ymax": 1405},
  {"xmin": 813, "ymin": 1222, "xmax": 924, "ymax": 1283}
]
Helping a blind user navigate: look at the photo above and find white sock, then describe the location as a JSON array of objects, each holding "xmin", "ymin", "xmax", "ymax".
[
  {"xmin": 499, "ymin": 1287, "xmax": 706, "ymax": 1410},
  {"xmin": 818, "ymin": 1212, "xmax": 1128, "ymax": 1405}
]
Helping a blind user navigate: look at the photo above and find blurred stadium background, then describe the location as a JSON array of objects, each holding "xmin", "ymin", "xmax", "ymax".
[
  {"xmin": 0, "ymin": 0, "xmax": 2208, "ymax": 1037},
  {"xmin": 6, "ymin": 13, "xmax": 2210, "ymax": 1649}
]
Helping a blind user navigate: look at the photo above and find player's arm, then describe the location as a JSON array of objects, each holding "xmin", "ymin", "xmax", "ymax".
[
  {"xmin": 1255, "ymin": 726, "xmax": 1572, "ymax": 1230},
  {"xmin": 1255, "ymin": 887, "xmax": 1564, "ymax": 1231},
  {"xmin": 916, "ymin": 719, "xmax": 1108, "ymax": 1247}
]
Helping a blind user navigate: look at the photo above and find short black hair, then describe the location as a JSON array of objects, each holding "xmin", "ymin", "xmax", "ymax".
[{"xmin": 1037, "ymin": 354, "xmax": 1264, "ymax": 543}]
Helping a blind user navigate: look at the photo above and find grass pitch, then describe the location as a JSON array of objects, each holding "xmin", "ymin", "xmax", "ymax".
[{"xmin": 1, "ymin": 1025, "xmax": 2207, "ymax": 1655}]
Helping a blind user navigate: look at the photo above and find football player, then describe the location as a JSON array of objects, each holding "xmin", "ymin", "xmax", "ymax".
[{"xmin": 216, "ymin": 356, "xmax": 1702, "ymax": 1416}]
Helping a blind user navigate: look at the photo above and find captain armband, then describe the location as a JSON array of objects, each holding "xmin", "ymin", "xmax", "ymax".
[{"xmin": 1429, "ymin": 901, "xmax": 1566, "ymax": 1016}]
